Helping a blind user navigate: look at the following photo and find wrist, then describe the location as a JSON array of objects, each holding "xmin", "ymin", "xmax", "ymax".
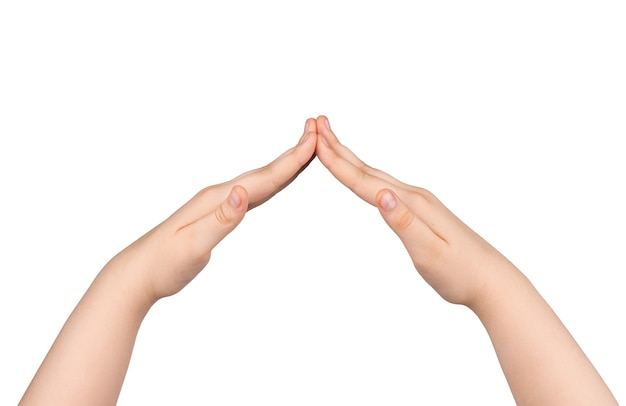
[
  {"xmin": 463, "ymin": 255, "xmax": 523, "ymax": 316},
  {"xmin": 98, "ymin": 259, "xmax": 157, "ymax": 318}
]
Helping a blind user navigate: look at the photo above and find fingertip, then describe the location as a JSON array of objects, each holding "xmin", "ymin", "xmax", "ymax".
[
  {"xmin": 376, "ymin": 189, "xmax": 398, "ymax": 212},
  {"xmin": 192, "ymin": 185, "xmax": 248, "ymax": 252},
  {"xmin": 227, "ymin": 188, "xmax": 242, "ymax": 209},
  {"xmin": 316, "ymin": 115, "xmax": 329, "ymax": 127},
  {"xmin": 316, "ymin": 115, "xmax": 331, "ymax": 133},
  {"xmin": 306, "ymin": 117, "xmax": 317, "ymax": 134},
  {"xmin": 299, "ymin": 118, "xmax": 318, "ymax": 145},
  {"xmin": 228, "ymin": 185, "xmax": 249, "ymax": 210},
  {"xmin": 314, "ymin": 115, "xmax": 334, "ymax": 148}
]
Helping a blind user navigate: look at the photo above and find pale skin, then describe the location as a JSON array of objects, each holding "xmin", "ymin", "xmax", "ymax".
[
  {"xmin": 314, "ymin": 115, "xmax": 618, "ymax": 405},
  {"xmin": 19, "ymin": 116, "xmax": 617, "ymax": 405},
  {"xmin": 19, "ymin": 118, "xmax": 319, "ymax": 406}
]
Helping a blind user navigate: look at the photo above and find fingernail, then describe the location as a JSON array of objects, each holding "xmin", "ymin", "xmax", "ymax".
[
  {"xmin": 380, "ymin": 192, "xmax": 397, "ymax": 211},
  {"xmin": 325, "ymin": 117, "xmax": 331, "ymax": 130},
  {"xmin": 228, "ymin": 189, "xmax": 242, "ymax": 208}
]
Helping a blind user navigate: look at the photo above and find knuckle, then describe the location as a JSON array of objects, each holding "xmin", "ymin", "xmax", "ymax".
[
  {"xmin": 346, "ymin": 170, "xmax": 368, "ymax": 194},
  {"xmin": 415, "ymin": 187, "xmax": 436, "ymax": 202},
  {"xmin": 195, "ymin": 185, "xmax": 217, "ymax": 202},
  {"xmin": 214, "ymin": 204, "xmax": 233, "ymax": 226},
  {"xmin": 395, "ymin": 209, "xmax": 415, "ymax": 231},
  {"xmin": 261, "ymin": 163, "xmax": 283, "ymax": 189},
  {"xmin": 409, "ymin": 189, "xmax": 433, "ymax": 210},
  {"xmin": 359, "ymin": 162, "xmax": 373, "ymax": 173},
  {"xmin": 359, "ymin": 162, "xmax": 381, "ymax": 179}
]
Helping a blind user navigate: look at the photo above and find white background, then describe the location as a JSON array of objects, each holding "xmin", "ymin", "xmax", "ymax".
[{"xmin": 1, "ymin": 1, "xmax": 624, "ymax": 404}]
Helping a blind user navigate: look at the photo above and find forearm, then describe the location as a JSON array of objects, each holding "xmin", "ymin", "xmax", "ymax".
[
  {"xmin": 19, "ymin": 262, "xmax": 154, "ymax": 406},
  {"xmin": 471, "ymin": 263, "xmax": 617, "ymax": 405}
]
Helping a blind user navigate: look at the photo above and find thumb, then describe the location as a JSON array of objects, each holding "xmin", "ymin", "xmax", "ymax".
[
  {"xmin": 193, "ymin": 185, "xmax": 249, "ymax": 252},
  {"xmin": 375, "ymin": 189, "xmax": 439, "ymax": 265}
]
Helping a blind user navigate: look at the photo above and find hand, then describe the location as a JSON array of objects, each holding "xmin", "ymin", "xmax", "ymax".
[
  {"xmin": 108, "ymin": 118, "xmax": 318, "ymax": 303},
  {"xmin": 314, "ymin": 115, "xmax": 511, "ymax": 308}
]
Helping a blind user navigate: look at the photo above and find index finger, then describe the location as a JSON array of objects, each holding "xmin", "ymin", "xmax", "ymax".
[
  {"xmin": 315, "ymin": 132, "xmax": 394, "ymax": 206},
  {"xmin": 230, "ymin": 118, "xmax": 317, "ymax": 209},
  {"xmin": 316, "ymin": 116, "xmax": 410, "ymax": 190}
]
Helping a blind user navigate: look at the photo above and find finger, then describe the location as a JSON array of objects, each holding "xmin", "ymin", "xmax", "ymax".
[
  {"xmin": 298, "ymin": 117, "xmax": 318, "ymax": 146},
  {"xmin": 170, "ymin": 119, "xmax": 317, "ymax": 224},
  {"xmin": 315, "ymin": 126, "xmax": 393, "ymax": 206},
  {"xmin": 316, "ymin": 115, "xmax": 408, "ymax": 189},
  {"xmin": 186, "ymin": 185, "xmax": 249, "ymax": 253},
  {"xmin": 233, "ymin": 118, "xmax": 317, "ymax": 209},
  {"xmin": 376, "ymin": 189, "xmax": 447, "ymax": 271}
]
